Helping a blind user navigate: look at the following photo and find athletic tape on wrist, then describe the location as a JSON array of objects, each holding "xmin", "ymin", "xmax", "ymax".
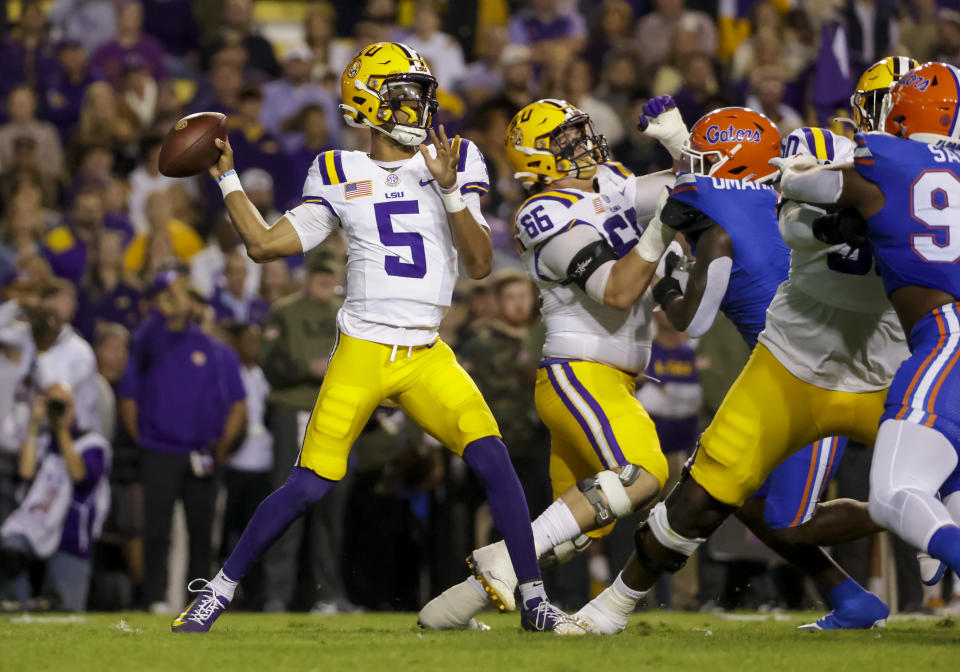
[
  {"xmin": 441, "ymin": 188, "xmax": 466, "ymax": 213},
  {"xmin": 218, "ymin": 170, "xmax": 243, "ymax": 198}
]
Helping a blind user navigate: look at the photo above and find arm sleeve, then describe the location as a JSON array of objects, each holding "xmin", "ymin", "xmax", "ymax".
[
  {"xmin": 536, "ymin": 225, "xmax": 617, "ymax": 302},
  {"xmin": 457, "ymin": 139, "xmax": 491, "ymax": 229},
  {"xmin": 285, "ymin": 202, "xmax": 340, "ymax": 253},
  {"xmin": 779, "ymin": 165, "xmax": 844, "ymax": 205},
  {"xmin": 685, "ymin": 256, "xmax": 732, "ymax": 338}
]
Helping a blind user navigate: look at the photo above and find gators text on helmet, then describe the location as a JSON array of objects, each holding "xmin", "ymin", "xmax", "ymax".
[
  {"xmin": 680, "ymin": 107, "xmax": 781, "ymax": 182},
  {"xmin": 883, "ymin": 61, "xmax": 960, "ymax": 146},
  {"xmin": 505, "ymin": 99, "xmax": 608, "ymax": 191},
  {"xmin": 340, "ymin": 42, "xmax": 439, "ymax": 146}
]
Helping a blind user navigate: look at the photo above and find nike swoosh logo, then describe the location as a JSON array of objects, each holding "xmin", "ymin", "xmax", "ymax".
[{"xmin": 419, "ymin": 178, "xmax": 435, "ymax": 186}]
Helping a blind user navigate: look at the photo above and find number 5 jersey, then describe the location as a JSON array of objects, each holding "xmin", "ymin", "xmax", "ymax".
[{"xmin": 285, "ymin": 140, "xmax": 490, "ymax": 346}]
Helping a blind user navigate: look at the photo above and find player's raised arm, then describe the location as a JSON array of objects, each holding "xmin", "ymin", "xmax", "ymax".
[
  {"xmin": 420, "ymin": 126, "xmax": 492, "ymax": 279},
  {"xmin": 651, "ymin": 203, "xmax": 733, "ymax": 335},
  {"xmin": 210, "ymin": 137, "xmax": 323, "ymax": 262}
]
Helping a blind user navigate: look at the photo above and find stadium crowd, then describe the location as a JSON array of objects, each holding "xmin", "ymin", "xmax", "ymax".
[{"xmin": 0, "ymin": 0, "xmax": 955, "ymax": 615}]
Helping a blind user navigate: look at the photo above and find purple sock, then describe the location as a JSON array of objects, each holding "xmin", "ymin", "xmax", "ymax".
[
  {"xmin": 222, "ymin": 466, "xmax": 336, "ymax": 581},
  {"xmin": 463, "ymin": 436, "xmax": 540, "ymax": 584},
  {"xmin": 928, "ymin": 524, "xmax": 960, "ymax": 576}
]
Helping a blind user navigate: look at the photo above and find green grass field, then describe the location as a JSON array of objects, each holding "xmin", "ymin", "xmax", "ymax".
[{"xmin": 2, "ymin": 611, "xmax": 957, "ymax": 671}]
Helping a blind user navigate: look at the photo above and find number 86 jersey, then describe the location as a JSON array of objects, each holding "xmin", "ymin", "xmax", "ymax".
[
  {"xmin": 515, "ymin": 162, "xmax": 670, "ymax": 374},
  {"xmin": 853, "ymin": 132, "xmax": 960, "ymax": 300},
  {"xmin": 285, "ymin": 141, "xmax": 490, "ymax": 346}
]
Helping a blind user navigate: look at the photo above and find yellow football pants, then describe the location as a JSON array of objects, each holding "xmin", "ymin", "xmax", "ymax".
[
  {"xmin": 692, "ymin": 343, "xmax": 887, "ymax": 506},
  {"xmin": 298, "ymin": 332, "xmax": 500, "ymax": 480},
  {"xmin": 536, "ymin": 359, "xmax": 668, "ymax": 538}
]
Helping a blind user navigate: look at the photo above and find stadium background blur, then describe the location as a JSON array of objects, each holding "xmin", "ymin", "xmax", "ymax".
[{"xmin": 0, "ymin": 0, "xmax": 955, "ymax": 616}]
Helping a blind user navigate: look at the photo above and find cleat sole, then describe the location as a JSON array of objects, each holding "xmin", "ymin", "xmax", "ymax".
[{"xmin": 466, "ymin": 553, "xmax": 508, "ymax": 613}]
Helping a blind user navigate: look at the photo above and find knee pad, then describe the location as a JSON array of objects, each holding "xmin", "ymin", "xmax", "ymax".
[
  {"xmin": 636, "ymin": 501, "xmax": 706, "ymax": 573},
  {"xmin": 577, "ymin": 467, "xmax": 637, "ymax": 527},
  {"xmin": 550, "ymin": 534, "xmax": 593, "ymax": 565},
  {"xmin": 633, "ymin": 519, "xmax": 690, "ymax": 575}
]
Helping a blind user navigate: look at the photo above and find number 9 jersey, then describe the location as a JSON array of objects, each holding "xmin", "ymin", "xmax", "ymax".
[
  {"xmin": 285, "ymin": 140, "xmax": 491, "ymax": 346},
  {"xmin": 853, "ymin": 132, "xmax": 960, "ymax": 299}
]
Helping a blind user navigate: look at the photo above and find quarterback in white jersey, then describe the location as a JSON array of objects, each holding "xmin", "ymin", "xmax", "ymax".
[
  {"xmin": 419, "ymin": 99, "xmax": 678, "ymax": 631},
  {"xmin": 173, "ymin": 43, "xmax": 583, "ymax": 635}
]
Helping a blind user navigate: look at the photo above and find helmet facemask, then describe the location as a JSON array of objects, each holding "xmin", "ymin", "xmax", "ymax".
[
  {"xmin": 548, "ymin": 116, "xmax": 608, "ymax": 180},
  {"xmin": 343, "ymin": 71, "xmax": 439, "ymax": 146},
  {"xmin": 679, "ymin": 141, "xmax": 731, "ymax": 178},
  {"xmin": 851, "ymin": 88, "xmax": 887, "ymax": 132}
]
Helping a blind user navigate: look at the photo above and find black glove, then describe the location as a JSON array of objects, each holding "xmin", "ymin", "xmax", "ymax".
[
  {"xmin": 652, "ymin": 276, "xmax": 683, "ymax": 306},
  {"xmin": 663, "ymin": 251, "xmax": 682, "ymax": 278},
  {"xmin": 811, "ymin": 208, "xmax": 867, "ymax": 248}
]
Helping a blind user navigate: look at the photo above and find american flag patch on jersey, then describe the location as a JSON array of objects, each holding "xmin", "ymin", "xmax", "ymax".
[
  {"xmin": 345, "ymin": 180, "xmax": 373, "ymax": 199},
  {"xmin": 593, "ymin": 197, "xmax": 605, "ymax": 214}
]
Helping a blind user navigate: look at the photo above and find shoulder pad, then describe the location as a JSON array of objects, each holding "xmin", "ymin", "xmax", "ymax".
[
  {"xmin": 453, "ymin": 138, "xmax": 491, "ymax": 196},
  {"xmin": 515, "ymin": 190, "xmax": 591, "ymax": 250},
  {"xmin": 313, "ymin": 150, "xmax": 349, "ymax": 186},
  {"xmin": 600, "ymin": 161, "xmax": 633, "ymax": 180},
  {"xmin": 782, "ymin": 127, "xmax": 854, "ymax": 164}
]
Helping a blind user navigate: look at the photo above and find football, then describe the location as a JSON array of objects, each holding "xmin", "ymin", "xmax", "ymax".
[{"xmin": 158, "ymin": 112, "xmax": 227, "ymax": 178}]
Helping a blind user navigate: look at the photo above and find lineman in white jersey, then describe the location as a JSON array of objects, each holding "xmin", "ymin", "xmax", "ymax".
[
  {"xmin": 419, "ymin": 99, "xmax": 678, "ymax": 629},
  {"xmin": 173, "ymin": 43, "xmax": 583, "ymax": 635}
]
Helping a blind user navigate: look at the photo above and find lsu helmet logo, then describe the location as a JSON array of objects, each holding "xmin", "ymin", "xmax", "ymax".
[{"xmin": 705, "ymin": 124, "xmax": 762, "ymax": 144}]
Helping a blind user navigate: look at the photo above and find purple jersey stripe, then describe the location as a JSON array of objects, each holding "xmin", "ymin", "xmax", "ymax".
[
  {"xmin": 317, "ymin": 153, "xmax": 331, "ymax": 185},
  {"xmin": 527, "ymin": 194, "xmax": 580, "ymax": 208},
  {"xmin": 561, "ymin": 362, "xmax": 628, "ymax": 466},
  {"xmin": 457, "ymin": 138, "xmax": 470, "ymax": 172},
  {"xmin": 332, "ymin": 150, "xmax": 347, "ymax": 183},
  {"xmin": 824, "ymin": 130, "xmax": 835, "ymax": 161},
  {"xmin": 302, "ymin": 195, "xmax": 338, "ymax": 217},
  {"xmin": 545, "ymin": 365, "xmax": 612, "ymax": 469},
  {"xmin": 460, "ymin": 181, "xmax": 490, "ymax": 195}
]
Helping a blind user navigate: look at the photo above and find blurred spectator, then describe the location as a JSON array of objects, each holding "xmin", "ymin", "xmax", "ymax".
[
  {"xmin": 596, "ymin": 49, "xmax": 646, "ymax": 122},
  {"xmin": 117, "ymin": 268, "xmax": 246, "ymax": 612},
  {"xmin": 30, "ymin": 292, "xmax": 101, "ymax": 434},
  {"xmin": 75, "ymin": 230, "xmax": 142, "ymax": 342},
  {"xmin": 42, "ymin": 40, "xmax": 97, "ymax": 143},
  {"xmin": 48, "ymin": 0, "xmax": 117, "ymax": 55},
  {"xmin": 124, "ymin": 190, "xmax": 204, "ymax": 279},
  {"xmin": 457, "ymin": 271, "xmax": 549, "ymax": 511},
  {"xmin": 187, "ymin": 51, "xmax": 246, "ymax": 116},
  {"xmin": 454, "ymin": 282, "xmax": 499, "ymax": 345},
  {"xmin": 457, "ymin": 25, "xmax": 509, "ymax": 106},
  {"xmin": 92, "ymin": 321, "xmax": 130, "ymax": 441},
  {"xmin": 141, "ymin": 0, "xmax": 200, "ymax": 62},
  {"xmin": 0, "ymin": 383, "xmax": 111, "ymax": 612},
  {"xmin": 746, "ymin": 67, "xmax": 804, "ymax": 136},
  {"xmin": 210, "ymin": 252, "xmax": 269, "ymax": 326},
  {"xmin": 0, "ymin": 86, "xmax": 65, "ymax": 179},
  {"xmin": 401, "ymin": 0, "xmax": 466, "ymax": 91},
  {"xmin": 930, "ymin": 8, "xmax": 960, "ymax": 66},
  {"xmin": 0, "ymin": 136, "xmax": 60, "ymax": 209},
  {"xmin": 241, "ymin": 168, "xmax": 281, "ymax": 229},
  {"xmin": 353, "ymin": 0, "xmax": 401, "ymax": 49},
  {"xmin": 0, "ymin": 2, "xmax": 57, "ymax": 98},
  {"xmin": 304, "ymin": 3, "xmax": 356, "ymax": 85},
  {"xmin": 284, "ymin": 105, "xmax": 335, "ymax": 207},
  {"xmin": 636, "ymin": 0, "xmax": 717, "ymax": 69},
  {"xmin": 200, "ymin": 0, "xmax": 281, "ymax": 80},
  {"xmin": 900, "ymin": 0, "xmax": 938, "ymax": 63},
  {"xmin": 562, "ymin": 58, "xmax": 625, "ymax": 146},
  {"xmin": 258, "ymin": 252, "xmax": 344, "ymax": 612},
  {"xmin": 89, "ymin": 0, "xmax": 169, "ymax": 88},
  {"xmin": 220, "ymin": 322, "xmax": 272, "ymax": 609},
  {"xmin": 843, "ymin": 0, "xmax": 901, "ymax": 72},
  {"xmin": 191, "ymin": 213, "xmax": 261, "ymax": 300},
  {"xmin": 1, "ymin": 189, "xmax": 48, "ymax": 277},
  {"xmin": 670, "ymin": 52, "xmax": 722, "ymax": 126},
  {"xmin": 584, "ymin": 0, "xmax": 638, "ymax": 75},
  {"xmin": 261, "ymin": 45, "xmax": 340, "ymax": 152},
  {"xmin": 225, "ymin": 87, "xmax": 283, "ymax": 187},
  {"xmin": 487, "ymin": 44, "xmax": 537, "ymax": 114},
  {"xmin": 508, "ymin": 0, "xmax": 588, "ymax": 66},
  {"xmin": 462, "ymin": 101, "xmax": 522, "ymax": 221},
  {"xmin": 127, "ymin": 136, "xmax": 176, "ymax": 233},
  {"xmin": 0, "ymin": 292, "xmax": 36, "ymax": 524},
  {"xmin": 258, "ymin": 259, "xmax": 296, "ymax": 305},
  {"xmin": 42, "ymin": 187, "xmax": 103, "ymax": 285},
  {"xmin": 121, "ymin": 56, "xmax": 159, "ymax": 130},
  {"xmin": 70, "ymin": 82, "xmax": 140, "ymax": 175}
]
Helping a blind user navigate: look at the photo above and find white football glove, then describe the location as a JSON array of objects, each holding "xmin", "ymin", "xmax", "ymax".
[{"xmin": 637, "ymin": 96, "xmax": 689, "ymax": 160}]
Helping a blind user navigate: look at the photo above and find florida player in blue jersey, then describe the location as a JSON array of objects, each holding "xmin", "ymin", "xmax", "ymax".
[
  {"xmin": 576, "ymin": 105, "xmax": 893, "ymax": 633},
  {"xmin": 777, "ymin": 60, "xmax": 960, "ymax": 589}
]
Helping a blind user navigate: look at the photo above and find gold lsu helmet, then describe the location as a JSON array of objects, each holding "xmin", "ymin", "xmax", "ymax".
[
  {"xmin": 851, "ymin": 56, "xmax": 919, "ymax": 132},
  {"xmin": 340, "ymin": 42, "xmax": 439, "ymax": 146},
  {"xmin": 506, "ymin": 99, "xmax": 608, "ymax": 191}
]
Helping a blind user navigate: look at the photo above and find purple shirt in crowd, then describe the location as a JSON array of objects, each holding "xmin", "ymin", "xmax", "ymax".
[
  {"xmin": 0, "ymin": 36, "xmax": 59, "ymax": 97},
  {"xmin": 508, "ymin": 9, "xmax": 587, "ymax": 45},
  {"xmin": 55, "ymin": 431, "xmax": 109, "ymax": 559},
  {"xmin": 42, "ymin": 215, "xmax": 135, "ymax": 285},
  {"xmin": 141, "ymin": 0, "xmax": 199, "ymax": 57},
  {"xmin": 645, "ymin": 341, "xmax": 701, "ymax": 455},
  {"xmin": 118, "ymin": 310, "xmax": 245, "ymax": 454},
  {"xmin": 89, "ymin": 35, "xmax": 169, "ymax": 87},
  {"xmin": 209, "ymin": 285, "xmax": 269, "ymax": 325},
  {"xmin": 42, "ymin": 68, "xmax": 98, "ymax": 141},
  {"xmin": 74, "ymin": 281, "xmax": 142, "ymax": 342}
]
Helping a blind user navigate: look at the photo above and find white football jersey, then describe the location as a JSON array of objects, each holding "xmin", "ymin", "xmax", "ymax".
[
  {"xmin": 516, "ymin": 162, "xmax": 672, "ymax": 374},
  {"xmin": 758, "ymin": 200, "xmax": 909, "ymax": 392},
  {"xmin": 286, "ymin": 141, "xmax": 490, "ymax": 346}
]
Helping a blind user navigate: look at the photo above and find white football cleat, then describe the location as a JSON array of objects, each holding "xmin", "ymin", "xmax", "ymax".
[
  {"xmin": 466, "ymin": 541, "xmax": 518, "ymax": 612},
  {"xmin": 418, "ymin": 579, "xmax": 489, "ymax": 630},
  {"xmin": 574, "ymin": 585, "xmax": 632, "ymax": 635}
]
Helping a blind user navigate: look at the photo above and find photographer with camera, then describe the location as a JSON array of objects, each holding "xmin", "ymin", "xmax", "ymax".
[{"xmin": 0, "ymin": 383, "xmax": 112, "ymax": 611}]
